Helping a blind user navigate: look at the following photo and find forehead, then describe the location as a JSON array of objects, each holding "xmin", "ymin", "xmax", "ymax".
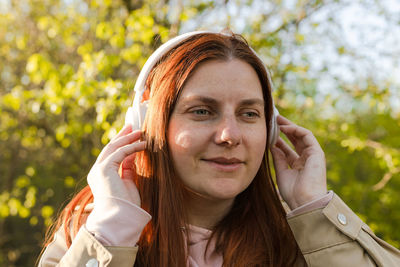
[{"xmin": 180, "ymin": 59, "xmax": 264, "ymax": 101}]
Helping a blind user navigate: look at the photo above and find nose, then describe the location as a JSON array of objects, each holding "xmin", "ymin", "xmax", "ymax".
[{"xmin": 214, "ymin": 116, "xmax": 242, "ymax": 147}]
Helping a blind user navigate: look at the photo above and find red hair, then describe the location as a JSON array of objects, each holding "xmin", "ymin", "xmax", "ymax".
[{"xmin": 44, "ymin": 31, "xmax": 303, "ymax": 266}]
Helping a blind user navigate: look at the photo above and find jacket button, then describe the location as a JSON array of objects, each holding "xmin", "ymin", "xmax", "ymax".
[
  {"xmin": 337, "ymin": 213, "xmax": 347, "ymax": 225},
  {"xmin": 86, "ymin": 258, "xmax": 99, "ymax": 267}
]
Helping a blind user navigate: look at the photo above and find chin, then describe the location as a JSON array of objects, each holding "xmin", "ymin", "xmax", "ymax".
[{"xmin": 206, "ymin": 181, "xmax": 248, "ymax": 200}]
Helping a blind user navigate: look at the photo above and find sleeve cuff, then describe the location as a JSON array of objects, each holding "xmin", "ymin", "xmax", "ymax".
[
  {"xmin": 58, "ymin": 226, "xmax": 113, "ymax": 266},
  {"xmin": 287, "ymin": 190, "xmax": 334, "ymax": 218},
  {"xmin": 86, "ymin": 197, "xmax": 152, "ymax": 247},
  {"xmin": 287, "ymin": 192, "xmax": 363, "ymax": 254}
]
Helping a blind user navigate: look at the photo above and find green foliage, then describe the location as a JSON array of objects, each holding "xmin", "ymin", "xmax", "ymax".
[{"xmin": 0, "ymin": 0, "xmax": 399, "ymax": 265}]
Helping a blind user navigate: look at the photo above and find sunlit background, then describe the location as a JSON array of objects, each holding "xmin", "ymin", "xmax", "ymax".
[{"xmin": 0, "ymin": 0, "xmax": 399, "ymax": 265}]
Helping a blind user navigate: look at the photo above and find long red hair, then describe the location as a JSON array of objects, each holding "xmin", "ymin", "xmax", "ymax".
[{"xmin": 44, "ymin": 31, "xmax": 303, "ymax": 266}]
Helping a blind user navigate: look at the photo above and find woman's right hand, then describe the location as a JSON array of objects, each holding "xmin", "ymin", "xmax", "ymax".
[
  {"xmin": 85, "ymin": 125, "xmax": 151, "ymax": 246},
  {"xmin": 87, "ymin": 124, "xmax": 146, "ymax": 206}
]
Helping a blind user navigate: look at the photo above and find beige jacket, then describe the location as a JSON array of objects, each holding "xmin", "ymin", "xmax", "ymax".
[{"xmin": 38, "ymin": 194, "xmax": 400, "ymax": 266}]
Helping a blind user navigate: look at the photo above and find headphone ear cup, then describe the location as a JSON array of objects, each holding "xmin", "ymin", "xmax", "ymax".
[
  {"xmin": 269, "ymin": 107, "xmax": 280, "ymax": 146},
  {"xmin": 125, "ymin": 107, "xmax": 138, "ymax": 130},
  {"xmin": 138, "ymin": 101, "xmax": 149, "ymax": 129},
  {"xmin": 124, "ymin": 102, "xmax": 149, "ymax": 131}
]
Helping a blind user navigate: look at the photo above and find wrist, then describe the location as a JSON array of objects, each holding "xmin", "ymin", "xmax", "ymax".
[{"xmin": 289, "ymin": 191, "xmax": 328, "ymax": 210}]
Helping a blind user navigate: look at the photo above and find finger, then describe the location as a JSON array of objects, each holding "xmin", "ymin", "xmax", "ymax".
[
  {"xmin": 121, "ymin": 168, "xmax": 135, "ymax": 180},
  {"xmin": 98, "ymin": 130, "xmax": 142, "ymax": 162},
  {"xmin": 270, "ymin": 143, "xmax": 289, "ymax": 172},
  {"xmin": 120, "ymin": 154, "xmax": 136, "ymax": 178},
  {"xmin": 97, "ymin": 125, "xmax": 135, "ymax": 161},
  {"xmin": 276, "ymin": 115, "xmax": 312, "ymax": 142},
  {"xmin": 113, "ymin": 124, "xmax": 133, "ymax": 140},
  {"xmin": 118, "ymin": 153, "xmax": 136, "ymax": 179},
  {"xmin": 104, "ymin": 141, "xmax": 146, "ymax": 167},
  {"xmin": 111, "ymin": 129, "xmax": 142, "ymax": 146},
  {"xmin": 276, "ymin": 115, "xmax": 294, "ymax": 126},
  {"xmin": 277, "ymin": 116, "xmax": 316, "ymax": 147},
  {"xmin": 279, "ymin": 124, "xmax": 320, "ymax": 152},
  {"xmin": 279, "ymin": 125, "xmax": 308, "ymax": 152},
  {"xmin": 275, "ymin": 137, "xmax": 299, "ymax": 167},
  {"xmin": 277, "ymin": 115, "xmax": 309, "ymax": 149},
  {"xmin": 121, "ymin": 153, "xmax": 136, "ymax": 170}
]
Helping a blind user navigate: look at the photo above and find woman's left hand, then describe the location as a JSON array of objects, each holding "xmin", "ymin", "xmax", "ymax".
[{"xmin": 270, "ymin": 115, "xmax": 327, "ymax": 210}]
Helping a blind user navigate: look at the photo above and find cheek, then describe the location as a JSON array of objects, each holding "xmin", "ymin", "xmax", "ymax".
[
  {"xmin": 173, "ymin": 130, "xmax": 193, "ymax": 150},
  {"xmin": 168, "ymin": 124, "xmax": 204, "ymax": 158},
  {"xmin": 168, "ymin": 126, "xmax": 207, "ymax": 184},
  {"xmin": 248, "ymin": 128, "xmax": 267, "ymax": 163},
  {"xmin": 258, "ymin": 132, "xmax": 267, "ymax": 153}
]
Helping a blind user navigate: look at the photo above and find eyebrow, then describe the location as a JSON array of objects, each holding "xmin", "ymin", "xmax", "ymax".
[
  {"xmin": 180, "ymin": 96, "xmax": 264, "ymax": 107},
  {"xmin": 239, "ymin": 98, "xmax": 265, "ymax": 107}
]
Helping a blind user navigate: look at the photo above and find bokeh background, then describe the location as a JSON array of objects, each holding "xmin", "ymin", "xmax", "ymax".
[{"xmin": 1, "ymin": 0, "xmax": 399, "ymax": 265}]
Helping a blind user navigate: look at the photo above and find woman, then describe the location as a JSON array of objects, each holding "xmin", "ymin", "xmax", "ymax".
[{"xmin": 39, "ymin": 30, "xmax": 400, "ymax": 266}]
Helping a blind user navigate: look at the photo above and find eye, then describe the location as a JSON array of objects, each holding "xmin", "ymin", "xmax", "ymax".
[
  {"xmin": 242, "ymin": 111, "xmax": 259, "ymax": 118},
  {"xmin": 187, "ymin": 107, "xmax": 214, "ymax": 120},
  {"xmin": 192, "ymin": 109, "xmax": 211, "ymax": 116},
  {"xmin": 240, "ymin": 109, "xmax": 260, "ymax": 120}
]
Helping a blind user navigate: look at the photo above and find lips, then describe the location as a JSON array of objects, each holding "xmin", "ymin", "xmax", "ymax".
[
  {"xmin": 202, "ymin": 157, "xmax": 244, "ymax": 172},
  {"xmin": 203, "ymin": 157, "xmax": 244, "ymax": 164}
]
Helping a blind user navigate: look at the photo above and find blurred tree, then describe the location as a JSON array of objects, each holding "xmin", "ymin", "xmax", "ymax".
[
  {"xmin": 0, "ymin": 0, "xmax": 399, "ymax": 265},
  {"xmin": 0, "ymin": 0, "xmax": 172, "ymax": 265}
]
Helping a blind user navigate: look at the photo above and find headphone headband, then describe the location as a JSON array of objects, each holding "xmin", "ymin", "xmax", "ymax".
[{"xmin": 125, "ymin": 30, "xmax": 280, "ymax": 145}]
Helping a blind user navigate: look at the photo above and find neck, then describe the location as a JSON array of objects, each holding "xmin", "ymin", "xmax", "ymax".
[{"xmin": 185, "ymin": 192, "xmax": 234, "ymax": 230}]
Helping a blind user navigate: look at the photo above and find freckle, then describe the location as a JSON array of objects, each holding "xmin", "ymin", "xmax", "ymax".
[{"xmin": 175, "ymin": 131, "xmax": 191, "ymax": 149}]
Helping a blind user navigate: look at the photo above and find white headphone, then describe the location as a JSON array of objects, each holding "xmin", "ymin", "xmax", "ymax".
[{"xmin": 125, "ymin": 31, "xmax": 280, "ymax": 145}]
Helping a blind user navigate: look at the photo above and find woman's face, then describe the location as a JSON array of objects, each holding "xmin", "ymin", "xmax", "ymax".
[{"xmin": 167, "ymin": 59, "xmax": 267, "ymax": 201}]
